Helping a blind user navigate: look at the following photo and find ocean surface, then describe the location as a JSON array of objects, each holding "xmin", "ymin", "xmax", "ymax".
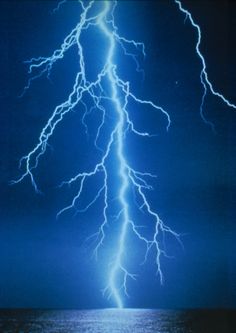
[{"xmin": 0, "ymin": 309, "xmax": 235, "ymax": 333}]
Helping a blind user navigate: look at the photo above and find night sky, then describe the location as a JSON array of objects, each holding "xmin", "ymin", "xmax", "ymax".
[{"xmin": 0, "ymin": 0, "xmax": 236, "ymax": 309}]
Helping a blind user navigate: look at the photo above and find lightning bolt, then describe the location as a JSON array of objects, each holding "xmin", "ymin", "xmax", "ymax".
[
  {"xmin": 12, "ymin": 0, "xmax": 178, "ymax": 308},
  {"xmin": 175, "ymin": 0, "xmax": 236, "ymax": 130},
  {"xmin": 12, "ymin": 0, "xmax": 235, "ymax": 309}
]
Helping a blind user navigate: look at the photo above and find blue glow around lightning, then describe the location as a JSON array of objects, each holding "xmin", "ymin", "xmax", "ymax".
[
  {"xmin": 12, "ymin": 0, "xmax": 235, "ymax": 309},
  {"xmin": 174, "ymin": 0, "xmax": 236, "ymax": 131}
]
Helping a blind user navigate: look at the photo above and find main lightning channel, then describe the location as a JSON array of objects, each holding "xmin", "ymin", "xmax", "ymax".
[{"xmin": 12, "ymin": 0, "xmax": 179, "ymax": 308}]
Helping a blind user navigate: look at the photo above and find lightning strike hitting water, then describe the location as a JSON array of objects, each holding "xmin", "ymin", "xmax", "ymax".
[
  {"xmin": 12, "ymin": 0, "xmax": 235, "ymax": 308},
  {"xmin": 12, "ymin": 0, "xmax": 177, "ymax": 308}
]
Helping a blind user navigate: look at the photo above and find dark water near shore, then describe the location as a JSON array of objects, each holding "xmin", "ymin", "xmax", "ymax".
[{"xmin": 0, "ymin": 309, "xmax": 235, "ymax": 333}]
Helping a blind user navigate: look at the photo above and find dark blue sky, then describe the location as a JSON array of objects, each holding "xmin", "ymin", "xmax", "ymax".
[{"xmin": 0, "ymin": 0, "xmax": 236, "ymax": 309}]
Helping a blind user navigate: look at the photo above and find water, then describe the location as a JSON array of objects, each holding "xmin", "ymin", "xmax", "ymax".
[{"xmin": 0, "ymin": 309, "xmax": 235, "ymax": 333}]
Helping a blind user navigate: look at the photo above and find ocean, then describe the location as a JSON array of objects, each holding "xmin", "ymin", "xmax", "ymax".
[{"xmin": 0, "ymin": 309, "xmax": 235, "ymax": 333}]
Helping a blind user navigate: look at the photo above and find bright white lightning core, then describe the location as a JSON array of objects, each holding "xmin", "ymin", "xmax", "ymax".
[{"xmin": 12, "ymin": 0, "xmax": 235, "ymax": 308}]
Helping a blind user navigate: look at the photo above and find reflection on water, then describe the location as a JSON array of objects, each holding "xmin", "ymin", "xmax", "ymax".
[{"xmin": 0, "ymin": 308, "xmax": 235, "ymax": 333}]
